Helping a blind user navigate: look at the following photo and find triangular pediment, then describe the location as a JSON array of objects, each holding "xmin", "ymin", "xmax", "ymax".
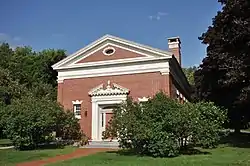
[
  {"xmin": 52, "ymin": 35, "xmax": 172, "ymax": 70},
  {"xmin": 88, "ymin": 80, "xmax": 129, "ymax": 96}
]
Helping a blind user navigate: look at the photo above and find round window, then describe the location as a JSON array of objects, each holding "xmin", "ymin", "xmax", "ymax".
[{"xmin": 103, "ymin": 47, "xmax": 115, "ymax": 56}]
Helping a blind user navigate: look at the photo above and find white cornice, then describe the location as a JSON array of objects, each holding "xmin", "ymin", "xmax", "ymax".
[
  {"xmin": 57, "ymin": 60, "xmax": 170, "ymax": 82},
  {"xmin": 55, "ymin": 56, "xmax": 170, "ymax": 70}
]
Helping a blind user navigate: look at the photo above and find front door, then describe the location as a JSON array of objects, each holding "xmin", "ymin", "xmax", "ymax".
[{"xmin": 99, "ymin": 106, "xmax": 115, "ymax": 140}]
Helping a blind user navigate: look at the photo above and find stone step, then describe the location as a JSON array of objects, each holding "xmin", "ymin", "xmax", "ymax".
[
  {"xmin": 89, "ymin": 140, "xmax": 119, "ymax": 145},
  {"xmin": 81, "ymin": 140, "xmax": 119, "ymax": 149}
]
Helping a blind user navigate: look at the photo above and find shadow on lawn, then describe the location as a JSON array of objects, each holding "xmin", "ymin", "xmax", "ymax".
[
  {"xmin": 220, "ymin": 132, "xmax": 250, "ymax": 148},
  {"xmin": 19, "ymin": 142, "xmax": 65, "ymax": 151},
  {"xmin": 107, "ymin": 148, "xmax": 210, "ymax": 157}
]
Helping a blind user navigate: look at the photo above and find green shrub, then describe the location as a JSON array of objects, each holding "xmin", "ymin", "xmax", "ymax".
[
  {"xmin": 1, "ymin": 95, "xmax": 81, "ymax": 150},
  {"xmin": 191, "ymin": 102, "xmax": 228, "ymax": 148},
  {"xmin": 104, "ymin": 92, "xmax": 227, "ymax": 157}
]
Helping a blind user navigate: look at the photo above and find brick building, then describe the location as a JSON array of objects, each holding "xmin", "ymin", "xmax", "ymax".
[{"xmin": 52, "ymin": 35, "xmax": 191, "ymax": 141}]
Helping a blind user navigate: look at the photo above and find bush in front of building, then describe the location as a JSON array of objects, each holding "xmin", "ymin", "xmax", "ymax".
[
  {"xmin": 103, "ymin": 92, "xmax": 227, "ymax": 157},
  {"xmin": 0, "ymin": 95, "xmax": 82, "ymax": 150}
]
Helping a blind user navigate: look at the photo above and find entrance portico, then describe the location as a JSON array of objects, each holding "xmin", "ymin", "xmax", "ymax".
[{"xmin": 88, "ymin": 80, "xmax": 129, "ymax": 141}]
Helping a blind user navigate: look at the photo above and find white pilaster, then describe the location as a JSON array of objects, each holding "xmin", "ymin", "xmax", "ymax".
[{"xmin": 91, "ymin": 101, "xmax": 99, "ymax": 140}]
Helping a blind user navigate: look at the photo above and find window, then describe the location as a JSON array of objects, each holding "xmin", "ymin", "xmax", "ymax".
[
  {"xmin": 74, "ymin": 104, "xmax": 81, "ymax": 116},
  {"xmin": 72, "ymin": 100, "xmax": 83, "ymax": 119},
  {"xmin": 103, "ymin": 47, "xmax": 115, "ymax": 56}
]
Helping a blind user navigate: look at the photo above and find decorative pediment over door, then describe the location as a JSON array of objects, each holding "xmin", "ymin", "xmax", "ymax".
[{"xmin": 88, "ymin": 80, "xmax": 129, "ymax": 97}]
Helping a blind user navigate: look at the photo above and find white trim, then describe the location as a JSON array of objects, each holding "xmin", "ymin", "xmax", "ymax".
[
  {"xmin": 88, "ymin": 80, "xmax": 129, "ymax": 96},
  {"xmin": 168, "ymin": 37, "xmax": 181, "ymax": 49},
  {"xmin": 72, "ymin": 101, "xmax": 82, "ymax": 119},
  {"xmin": 168, "ymin": 43, "xmax": 180, "ymax": 49},
  {"xmin": 91, "ymin": 95, "xmax": 127, "ymax": 141},
  {"xmin": 52, "ymin": 34, "xmax": 173, "ymax": 69},
  {"xmin": 91, "ymin": 95, "xmax": 128, "ymax": 103},
  {"xmin": 138, "ymin": 97, "xmax": 150, "ymax": 102},
  {"xmin": 57, "ymin": 60, "xmax": 170, "ymax": 82},
  {"xmin": 71, "ymin": 43, "xmax": 156, "ymax": 66},
  {"xmin": 58, "ymin": 80, "xmax": 64, "ymax": 83},
  {"xmin": 72, "ymin": 100, "xmax": 83, "ymax": 104},
  {"xmin": 102, "ymin": 46, "xmax": 116, "ymax": 56},
  {"xmin": 56, "ymin": 56, "xmax": 170, "ymax": 70},
  {"xmin": 75, "ymin": 115, "xmax": 81, "ymax": 119},
  {"xmin": 71, "ymin": 43, "xmax": 158, "ymax": 66}
]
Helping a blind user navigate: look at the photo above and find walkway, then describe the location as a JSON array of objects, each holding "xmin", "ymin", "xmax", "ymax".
[{"xmin": 16, "ymin": 148, "xmax": 114, "ymax": 166}]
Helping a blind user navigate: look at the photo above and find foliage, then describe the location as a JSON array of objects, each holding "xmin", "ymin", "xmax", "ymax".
[
  {"xmin": 0, "ymin": 43, "xmax": 72, "ymax": 146},
  {"xmin": 194, "ymin": 0, "xmax": 250, "ymax": 131},
  {"xmin": 182, "ymin": 66, "xmax": 197, "ymax": 86},
  {"xmin": 191, "ymin": 102, "xmax": 228, "ymax": 148},
  {"xmin": 103, "ymin": 92, "xmax": 227, "ymax": 157},
  {"xmin": 1, "ymin": 95, "xmax": 81, "ymax": 150},
  {"xmin": 55, "ymin": 110, "xmax": 82, "ymax": 141},
  {"xmin": 0, "ymin": 43, "xmax": 66, "ymax": 103},
  {"xmin": 0, "ymin": 68, "xmax": 25, "ymax": 105},
  {"xmin": 0, "ymin": 43, "xmax": 13, "ymax": 69}
]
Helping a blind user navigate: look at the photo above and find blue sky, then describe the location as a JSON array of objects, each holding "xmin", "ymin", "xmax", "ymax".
[{"xmin": 0, "ymin": 0, "xmax": 221, "ymax": 67}]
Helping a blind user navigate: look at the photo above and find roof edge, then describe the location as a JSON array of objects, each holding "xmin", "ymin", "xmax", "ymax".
[{"xmin": 52, "ymin": 34, "xmax": 173, "ymax": 69}]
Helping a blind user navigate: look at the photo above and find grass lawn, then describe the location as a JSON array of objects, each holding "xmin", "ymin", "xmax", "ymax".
[
  {"xmin": 49, "ymin": 146, "xmax": 250, "ymax": 166},
  {"xmin": 0, "ymin": 146, "xmax": 76, "ymax": 166}
]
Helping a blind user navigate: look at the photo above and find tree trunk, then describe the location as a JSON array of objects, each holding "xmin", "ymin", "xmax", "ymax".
[
  {"xmin": 234, "ymin": 110, "xmax": 242, "ymax": 134},
  {"xmin": 234, "ymin": 125, "xmax": 241, "ymax": 134}
]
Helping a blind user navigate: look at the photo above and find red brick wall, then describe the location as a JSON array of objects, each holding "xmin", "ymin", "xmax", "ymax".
[
  {"xmin": 57, "ymin": 83, "xmax": 63, "ymax": 104},
  {"xmin": 57, "ymin": 72, "xmax": 170, "ymax": 138},
  {"xmin": 170, "ymin": 47, "xmax": 181, "ymax": 65},
  {"xmin": 169, "ymin": 75, "xmax": 176, "ymax": 99},
  {"xmin": 76, "ymin": 45, "xmax": 145, "ymax": 63}
]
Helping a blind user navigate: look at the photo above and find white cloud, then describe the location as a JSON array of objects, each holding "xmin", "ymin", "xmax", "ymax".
[{"xmin": 148, "ymin": 11, "xmax": 168, "ymax": 21}]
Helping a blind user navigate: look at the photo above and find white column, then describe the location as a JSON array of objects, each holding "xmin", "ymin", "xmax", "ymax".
[{"xmin": 91, "ymin": 101, "xmax": 99, "ymax": 140}]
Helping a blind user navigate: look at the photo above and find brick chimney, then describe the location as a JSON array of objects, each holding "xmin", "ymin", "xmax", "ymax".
[{"xmin": 168, "ymin": 37, "xmax": 181, "ymax": 65}]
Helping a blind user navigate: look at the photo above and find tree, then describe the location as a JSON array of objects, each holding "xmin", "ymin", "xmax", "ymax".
[
  {"xmin": 0, "ymin": 68, "xmax": 24, "ymax": 105},
  {"xmin": 1, "ymin": 95, "xmax": 81, "ymax": 150},
  {"xmin": 33, "ymin": 49, "xmax": 66, "ymax": 87},
  {"xmin": 103, "ymin": 92, "xmax": 227, "ymax": 157},
  {"xmin": 183, "ymin": 66, "xmax": 197, "ymax": 101},
  {"xmin": 0, "ymin": 43, "xmax": 13, "ymax": 69},
  {"xmin": 0, "ymin": 43, "xmax": 67, "ymax": 102},
  {"xmin": 182, "ymin": 66, "xmax": 197, "ymax": 86},
  {"xmin": 195, "ymin": 0, "xmax": 250, "ymax": 132},
  {"xmin": 8, "ymin": 47, "xmax": 66, "ymax": 89},
  {"xmin": 0, "ymin": 43, "xmax": 77, "ymax": 149}
]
